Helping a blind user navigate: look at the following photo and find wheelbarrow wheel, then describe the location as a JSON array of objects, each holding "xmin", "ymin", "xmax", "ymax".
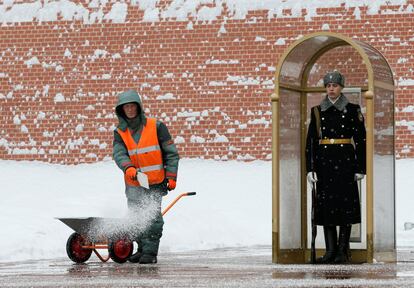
[
  {"xmin": 66, "ymin": 232, "xmax": 92, "ymax": 263},
  {"xmin": 108, "ymin": 238, "xmax": 133, "ymax": 263}
]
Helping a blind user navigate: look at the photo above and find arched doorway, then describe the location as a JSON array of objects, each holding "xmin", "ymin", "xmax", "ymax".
[{"xmin": 271, "ymin": 32, "xmax": 395, "ymax": 264}]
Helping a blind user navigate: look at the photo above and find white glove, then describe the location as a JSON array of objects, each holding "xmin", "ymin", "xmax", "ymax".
[
  {"xmin": 354, "ymin": 173, "xmax": 365, "ymax": 181},
  {"xmin": 307, "ymin": 172, "xmax": 318, "ymax": 184}
]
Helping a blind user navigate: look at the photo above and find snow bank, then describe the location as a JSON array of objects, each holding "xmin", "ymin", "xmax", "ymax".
[{"xmin": 0, "ymin": 158, "xmax": 412, "ymax": 262}]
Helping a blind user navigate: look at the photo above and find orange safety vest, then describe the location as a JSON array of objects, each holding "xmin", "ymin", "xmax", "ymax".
[{"xmin": 117, "ymin": 118, "xmax": 165, "ymax": 187}]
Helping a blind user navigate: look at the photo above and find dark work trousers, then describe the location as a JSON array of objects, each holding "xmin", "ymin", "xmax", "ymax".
[{"xmin": 127, "ymin": 188, "xmax": 164, "ymax": 257}]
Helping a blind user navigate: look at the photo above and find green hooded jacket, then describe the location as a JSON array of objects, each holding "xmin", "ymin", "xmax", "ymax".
[{"xmin": 113, "ymin": 90, "xmax": 179, "ymax": 197}]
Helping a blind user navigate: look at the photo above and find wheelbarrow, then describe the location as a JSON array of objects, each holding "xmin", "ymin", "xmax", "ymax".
[{"xmin": 57, "ymin": 192, "xmax": 196, "ymax": 264}]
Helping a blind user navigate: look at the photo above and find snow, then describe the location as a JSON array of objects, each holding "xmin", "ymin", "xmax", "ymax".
[
  {"xmin": 227, "ymin": 75, "xmax": 260, "ymax": 85},
  {"xmin": 55, "ymin": 65, "xmax": 64, "ymax": 72},
  {"xmin": 92, "ymin": 49, "xmax": 108, "ymax": 59},
  {"xmin": 218, "ymin": 22, "xmax": 226, "ymax": 34},
  {"xmin": 190, "ymin": 135, "xmax": 205, "ymax": 143},
  {"xmin": 177, "ymin": 111, "xmax": 200, "ymax": 118},
  {"xmin": 13, "ymin": 115, "xmax": 21, "ymax": 125},
  {"xmin": 53, "ymin": 93, "xmax": 65, "ymax": 103},
  {"xmin": 248, "ymin": 118, "xmax": 270, "ymax": 126},
  {"xmin": 209, "ymin": 81, "xmax": 226, "ymax": 86},
  {"xmin": 206, "ymin": 59, "xmax": 239, "ymax": 65},
  {"xmin": 397, "ymin": 120, "xmax": 414, "ymax": 132},
  {"xmin": 321, "ymin": 23, "xmax": 330, "ymax": 30},
  {"xmin": 193, "ymin": 5, "xmax": 222, "ymax": 22},
  {"xmin": 112, "ymin": 53, "xmax": 121, "ymax": 59},
  {"xmin": 0, "ymin": 0, "xmax": 412, "ymax": 24},
  {"xmin": 103, "ymin": 2, "xmax": 127, "ymax": 23},
  {"xmin": 212, "ymin": 134, "xmax": 229, "ymax": 143},
  {"xmin": 354, "ymin": 6, "xmax": 361, "ymax": 20},
  {"xmin": 275, "ymin": 38, "xmax": 286, "ymax": 45},
  {"xmin": 63, "ymin": 48, "xmax": 72, "ymax": 58},
  {"xmin": 174, "ymin": 136, "xmax": 185, "ymax": 144},
  {"xmin": 156, "ymin": 93, "xmax": 176, "ymax": 100},
  {"xmin": 163, "ymin": 73, "xmax": 174, "ymax": 78},
  {"xmin": 101, "ymin": 74, "xmax": 111, "ymax": 79},
  {"xmin": 0, "ymin": 158, "xmax": 412, "ymax": 262},
  {"xmin": 143, "ymin": 8, "xmax": 159, "ymax": 22},
  {"xmin": 75, "ymin": 124, "xmax": 84, "ymax": 132},
  {"xmin": 20, "ymin": 125, "xmax": 28, "ymax": 133},
  {"xmin": 24, "ymin": 56, "xmax": 40, "ymax": 67},
  {"xmin": 398, "ymin": 77, "xmax": 414, "ymax": 86},
  {"xmin": 397, "ymin": 57, "xmax": 408, "ymax": 64},
  {"xmin": 401, "ymin": 106, "xmax": 414, "ymax": 112}
]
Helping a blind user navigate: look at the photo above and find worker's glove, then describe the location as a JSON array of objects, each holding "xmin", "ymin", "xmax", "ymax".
[
  {"xmin": 354, "ymin": 173, "xmax": 365, "ymax": 181},
  {"xmin": 307, "ymin": 172, "xmax": 318, "ymax": 184},
  {"xmin": 125, "ymin": 167, "xmax": 137, "ymax": 180},
  {"xmin": 167, "ymin": 179, "xmax": 176, "ymax": 191}
]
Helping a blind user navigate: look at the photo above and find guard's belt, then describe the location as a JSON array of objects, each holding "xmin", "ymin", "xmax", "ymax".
[{"xmin": 319, "ymin": 138, "xmax": 352, "ymax": 145}]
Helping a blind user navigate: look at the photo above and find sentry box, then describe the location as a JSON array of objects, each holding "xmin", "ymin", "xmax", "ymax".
[{"xmin": 271, "ymin": 32, "xmax": 395, "ymax": 264}]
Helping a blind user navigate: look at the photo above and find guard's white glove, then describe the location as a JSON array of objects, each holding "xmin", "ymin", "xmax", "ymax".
[
  {"xmin": 354, "ymin": 173, "xmax": 365, "ymax": 181},
  {"xmin": 307, "ymin": 172, "xmax": 318, "ymax": 184}
]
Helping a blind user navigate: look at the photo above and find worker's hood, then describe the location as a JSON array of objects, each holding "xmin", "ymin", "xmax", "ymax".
[{"xmin": 115, "ymin": 89, "xmax": 146, "ymax": 131}]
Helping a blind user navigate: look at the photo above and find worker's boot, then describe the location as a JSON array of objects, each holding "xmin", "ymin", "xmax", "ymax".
[
  {"xmin": 139, "ymin": 254, "xmax": 157, "ymax": 264},
  {"xmin": 139, "ymin": 234, "xmax": 159, "ymax": 264},
  {"xmin": 128, "ymin": 239, "xmax": 143, "ymax": 263},
  {"xmin": 316, "ymin": 225, "xmax": 337, "ymax": 264},
  {"xmin": 334, "ymin": 225, "xmax": 352, "ymax": 264}
]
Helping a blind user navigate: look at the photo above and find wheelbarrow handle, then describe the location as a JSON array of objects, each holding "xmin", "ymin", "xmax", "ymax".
[{"xmin": 162, "ymin": 192, "xmax": 196, "ymax": 216}]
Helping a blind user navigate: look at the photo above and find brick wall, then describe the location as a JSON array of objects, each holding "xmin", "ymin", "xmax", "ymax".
[{"xmin": 0, "ymin": 1, "xmax": 413, "ymax": 163}]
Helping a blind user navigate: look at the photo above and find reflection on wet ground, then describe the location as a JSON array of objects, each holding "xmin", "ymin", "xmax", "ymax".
[
  {"xmin": 0, "ymin": 246, "xmax": 414, "ymax": 287},
  {"xmin": 272, "ymin": 269, "xmax": 397, "ymax": 280},
  {"xmin": 67, "ymin": 263, "xmax": 161, "ymax": 278}
]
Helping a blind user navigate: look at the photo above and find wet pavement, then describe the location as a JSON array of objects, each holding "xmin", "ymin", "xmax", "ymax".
[{"xmin": 1, "ymin": 246, "xmax": 414, "ymax": 287}]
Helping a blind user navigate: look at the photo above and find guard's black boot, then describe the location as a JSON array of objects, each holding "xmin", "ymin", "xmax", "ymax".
[
  {"xmin": 334, "ymin": 225, "xmax": 352, "ymax": 264},
  {"xmin": 139, "ymin": 254, "xmax": 157, "ymax": 264},
  {"xmin": 316, "ymin": 225, "xmax": 337, "ymax": 264}
]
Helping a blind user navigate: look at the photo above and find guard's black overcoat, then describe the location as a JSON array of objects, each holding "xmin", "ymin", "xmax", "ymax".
[{"xmin": 306, "ymin": 94, "xmax": 366, "ymax": 225}]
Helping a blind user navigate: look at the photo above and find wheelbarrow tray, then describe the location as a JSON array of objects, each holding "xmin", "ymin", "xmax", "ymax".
[{"xmin": 57, "ymin": 217, "xmax": 129, "ymax": 240}]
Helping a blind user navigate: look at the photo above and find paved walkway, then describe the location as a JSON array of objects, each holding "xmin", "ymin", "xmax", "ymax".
[{"xmin": 1, "ymin": 246, "xmax": 414, "ymax": 287}]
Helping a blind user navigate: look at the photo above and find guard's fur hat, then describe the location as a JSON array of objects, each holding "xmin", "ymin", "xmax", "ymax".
[{"xmin": 323, "ymin": 71, "xmax": 345, "ymax": 87}]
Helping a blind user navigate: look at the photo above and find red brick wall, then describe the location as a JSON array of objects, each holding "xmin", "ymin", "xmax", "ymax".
[{"xmin": 0, "ymin": 1, "xmax": 413, "ymax": 163}]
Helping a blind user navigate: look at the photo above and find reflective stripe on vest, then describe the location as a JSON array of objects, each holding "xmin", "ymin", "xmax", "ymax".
[
  {"xmin": 140, "ymin": 164, "xmax": 164, "ymax": 173},
  {"xmin": 117, "ymin": 118, "xmax": 165, "ymax": 187},
  {"xmin": 128, "ymin": 145, "xmax": 161, "ymax": 155}
]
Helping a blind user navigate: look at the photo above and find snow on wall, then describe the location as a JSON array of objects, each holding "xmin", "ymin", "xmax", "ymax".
[
  {"xmin": 0, "ymin": 0, "xmax": 412, "ymax": 24},
  {"xmin": 0, "ymin": 1, "xmax": 414, "ymax": 163}
]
